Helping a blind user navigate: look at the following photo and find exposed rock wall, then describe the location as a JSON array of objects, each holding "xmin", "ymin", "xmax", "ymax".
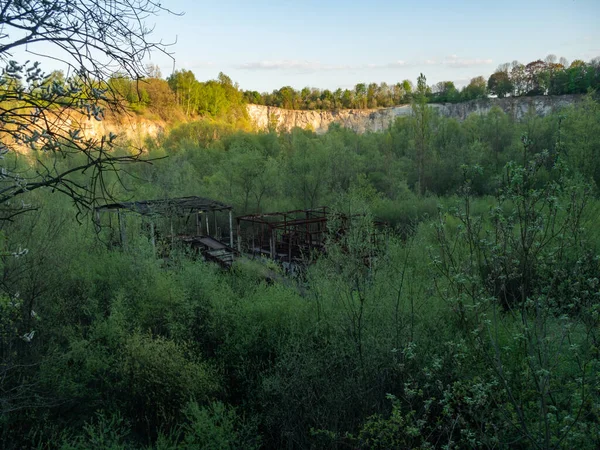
[
  {"xmin": 247, "ymin": 95, "xmax": 582, "ymax": 134},
  {"xmin": 67, "ymin": 112, "xmax": 165, "ymax": 146},
  {"xmin": 6, "ymin": 111, "xmax": 165, "ymax": 155},
  {"xmin": 17, "ymin": 96, "xmax": 579, "ymax": 148}
]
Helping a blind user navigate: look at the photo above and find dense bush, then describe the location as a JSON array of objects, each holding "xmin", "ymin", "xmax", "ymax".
[{"xmin": 0, "ymin": 98, "xmax": 599, "ymax": 449}]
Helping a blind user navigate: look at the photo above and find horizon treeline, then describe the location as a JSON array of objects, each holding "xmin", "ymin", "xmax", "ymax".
[
  {"xmin": 33, "ymin": 54, "xmax": 598, "ymax": 121},
  {"xmin": 246, "ymin": 55, "xmax": 600, "ymax": 109}
]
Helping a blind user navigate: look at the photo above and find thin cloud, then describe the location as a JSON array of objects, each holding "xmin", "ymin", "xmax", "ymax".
[
  {"xmin": 583, "ymin": 50, "xmax": 600, "ymax": 60},
  {"xmin": 179, "ymin": 61, "xmax": 214, "ymax": 70},
  {"xmin": 443, "ymin": 55, "xmax": 493, "ymax": 68},
  {"xmin": 363, "ymin": 61, "xmax": 411, "ymax": 69},
  {"xmin": 238, "ymin": 59, "xmax": 415, "ymax": 72},
  {"xmin": 384, "ymin": 60, "xmax": 409, "ymax": 68},
  {"xmin": 236, "ymin": 55, "xmax": 493, "ymax": 72},
  {"xmin": 237, "ymin": 60, "xmax": 350, "ymax": 71}
]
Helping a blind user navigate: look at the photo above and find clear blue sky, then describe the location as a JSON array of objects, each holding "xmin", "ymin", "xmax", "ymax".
[{"xmin": 19, "ymin": 0, "xmax": 600, "ymax": 92}]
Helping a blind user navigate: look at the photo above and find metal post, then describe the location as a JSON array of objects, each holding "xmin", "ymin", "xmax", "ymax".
[
  {"xmin": 236, "ymin": 218, "xmax": 241, "ymax": 253},
  {"xmin": 150, "ymin": 221, "xmax": 155, "ymax": 253},
  {"xmin": 285, "ymin": 216, "xmax": 291, "ymax": 262},
  {"xmin": 118, "ymin": 211, "xmax": 127, "ymax": 249},
  {"xmin": 229, "ymin": 210, "xmax": 234, "ymax": 248},
  {"xmin": 213, "ymin": 210, "xmax": 217, "ymax": 239},
  {"xmin": 205, "ymin": 213, "xmax": 210, "ymax": 236}
]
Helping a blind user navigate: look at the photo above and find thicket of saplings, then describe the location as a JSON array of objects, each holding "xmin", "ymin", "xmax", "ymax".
[{"xmin": 1, "ymin": 96, "xmax": 599, "ymax": 449}]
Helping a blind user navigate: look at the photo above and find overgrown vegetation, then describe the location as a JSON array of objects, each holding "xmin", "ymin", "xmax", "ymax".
[{"xmin": 1, "ymin": 94, "xmax": 599, "ymax": 449}]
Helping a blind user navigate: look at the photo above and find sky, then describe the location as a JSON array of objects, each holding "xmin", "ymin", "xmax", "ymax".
[{"xmin": 13, "ymin": 0, "xmax": 600, "ymax": 92}]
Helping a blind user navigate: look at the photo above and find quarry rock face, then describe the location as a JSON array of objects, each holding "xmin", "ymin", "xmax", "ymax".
[
  {"xmin": 246, "ymin": 95, "xmax": 582, "ymax": 134},
  {"xmin": 8, "ymin": 111, "xmax": 165, "ymax": 154},
  {"xmin": 72, "ymin": 114, "xmax": 165, "ymax": 146},
  {"xmin": 28, "ymin": 95, "xmax": 581, "ymax": 148}
]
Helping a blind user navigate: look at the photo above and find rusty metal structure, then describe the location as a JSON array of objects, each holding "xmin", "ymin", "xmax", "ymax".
[
  {"xmin": 95, "ymin": 198, "xmax": 386, "ymax": 270},
  {"xmin": 236, "ymin": 206, "xmax": 388, "ymax": 268},
  {"xmin": 95, "ymin": 196, "xmax": 237, "ymax": 267},
  {"xmin": 236, "ymin": 207, "xmax": 332, "ymax": 263}
]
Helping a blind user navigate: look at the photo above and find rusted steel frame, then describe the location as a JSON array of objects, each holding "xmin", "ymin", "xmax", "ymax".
[
  {"xmin": 118, "ymin": 210, "xmax": 126, "ymax": 248},
  {"xmin": 236, "ymin": 209, "xmax": 303, "ymax": 220},
  {"xmin": 97, "ymin": 206, "xmax": 232, "ymax": 217},
  {"xmin": 235, "ymin": 217, "xmax": 275, "ymax": 225},
  {"xmin": 213, "ymin": 210, "xmax": 217, "ymax": 238},
  {"xmin": 236, "ymin": 206, "xmax": 326, "ymax": 221},
  {"xmin": 267, "ymin": 217, "xmax": 327, "ymax": 229},
  {"xmin": 96, "ymin": 196, "xmax": 233, "ymax": 217},
  {"xmin": 236, "ymin": 207, "xmax": 332, "ymax": 260},
  {"xmin": 238, "ymin": 207, "xmax": 327, "ymax": 219},
  {"xmin": 229, "ymin": 210, "xmax": 234, "ymax": 248},
  {"xmin": 236, "ymin": 217, "xmax": 242, "ymax": 252},
  {"xmin": 287, "ymin": 214, "xmax": 292, "ymax": 262}
]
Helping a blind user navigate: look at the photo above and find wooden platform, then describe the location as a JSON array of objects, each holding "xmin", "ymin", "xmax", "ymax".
[{"xmin": 181, "ymin": 235, "xmax": 237, "ymax": 268}]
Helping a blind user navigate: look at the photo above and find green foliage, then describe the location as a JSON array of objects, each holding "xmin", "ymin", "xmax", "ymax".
[
  {"xmin": 242, "ymin": 55, "xmax": 600, "ymax": 113},
  {"xmin": 2, "ymin": 95, "xmax": 600, "ymax": 450},
  {"xmin": 488, "ymin": 71, "xmax": 514, "ymax": 98},
  {"xmin": 431, "ymin": 144, "xmax": 600, "ymax": 448},
  {"xmin": 461, "ymin": 76, "xmax": 488, "ymax": 101},
  {"xmin": 431, "ymin": 80, "xmax": 460, "ymax": 103},
  {"xmin": 176, "ymin": 401, "xmax": 260, "ymax": 450},
  {"xmin": 60, "ymin": 411, "xmax": 132, "ymax": 450},
  {"xmin": 166, "ymin": 71, "xmax": 248, "ymax": 124},
  {"xmin": 492, "ymin": 56, "xmax": 600, "ymax": 97},
  {"xmin": 120, "ymin": 333, "xmax": 218, "ymax": 427},
  {"xmin": 561, "ymin": 95, "xmax": 600, "ymax": 190}
]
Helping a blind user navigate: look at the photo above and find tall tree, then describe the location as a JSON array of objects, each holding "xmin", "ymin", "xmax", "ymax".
[
  {"xmin": 367, "ymin": 83, "xmax": 379, "ymax": 108},
  {"xmin": 524, "ymin": 59, "xmax": 547, "ymax": 95},
  {"xmin": 510, "ymin": 61, "xmax": 527, "ymax": 96},
  {"xmin": 278, "ymin": 86, "xmax": 298, "ymax": 109},
  {"xmin": 321, "ymin": 89, "xmax": 334, "ymax": 110},
  {"xmin": 401, "ymin": 80, "xmax": 414, "ymax": 102},
  {"xmin": 461, "ymin": 76, "xmax": 487, "ymax": 100},
  {"xmin": 354, "ymin": 83, "xmax": 367, "ymax": 109},
  {"xmin": 342, "ymin": 89, "xmax": 354, "ymax": 109},
  {"xmin": 333, "ymin": 88, "xmax": 343, "ymax": 109},
  {"xmin": 431, "ymin": 81, "xmax": 459, "ymax": 102},
  {"xmin": 412, "ymin": 73, "xmax": 433, "ymax": 195},
  {"xmin": 487, "ymin": 71, "xmax": 513, "ymax": 98},
  {"xmin": 168, "ymin": 70, "xmax": 200, "ymax": 117},
  {"xmin": 377, "ymin": 82, "xmax": 392, "ymax": 107}
]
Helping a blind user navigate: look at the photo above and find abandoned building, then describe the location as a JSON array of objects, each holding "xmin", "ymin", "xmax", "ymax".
[
  {"xmin": 94, "ymin": 196, "xmax": 237, "ymax": 267},
  {"xmin": 95, "ymin": 197, "xmax": 385, "ymax": 270},
  {"xmin": 235, "ymin": 207, "xmax": 329, "ymax": 263}
]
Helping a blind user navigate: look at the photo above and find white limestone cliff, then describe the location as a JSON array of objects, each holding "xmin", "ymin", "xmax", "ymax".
[{"xmin": 246, "ymin": 95, "xmax": 581, "ymax": 134}]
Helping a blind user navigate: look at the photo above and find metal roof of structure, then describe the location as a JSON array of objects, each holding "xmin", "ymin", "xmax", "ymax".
[
  {"xmin": 236, "ymin": 207, "xmax": 328, "ymax": 225},
  {"xmin": 95, "ymin": 196, "xmax": 232, "ymax": 216}
]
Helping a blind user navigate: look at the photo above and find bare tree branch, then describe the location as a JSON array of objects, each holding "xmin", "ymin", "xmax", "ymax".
[{"xmin": 0, "ymin": 0, "xmax": 177, "ymax": 414}]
